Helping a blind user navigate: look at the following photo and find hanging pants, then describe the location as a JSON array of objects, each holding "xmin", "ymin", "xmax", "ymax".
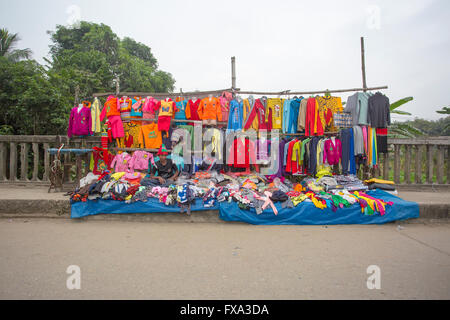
[
  {"xmin": 305, "ymin": 99, "xmax": 316, "ymax": 136},
  {"xmin": 340, "ymin": 128, "xmax": 356, "ymax": 175}
]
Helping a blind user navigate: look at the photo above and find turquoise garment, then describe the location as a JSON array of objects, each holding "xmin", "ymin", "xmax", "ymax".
[
  {"xmin": 130, "ymin": 98, "xmax": 143, "ymax": 117},
  {"xmin": 357, "ymin": 92, "xmax": 370, "ymax": 125},
  {"xmin": 281, "ymin": 99, "xmax": 292, "ymax": 133},
  {"xmin": 175, "ymin": 101, "xmax": 188, "ymax": 124},
  {"xmin": 227, "ymin": 99, "xmax": 244, "ymax": 132}
]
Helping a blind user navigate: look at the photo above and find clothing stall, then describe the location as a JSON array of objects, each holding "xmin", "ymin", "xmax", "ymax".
[{"xmin": 66, "ymin": 88, "xmax": 419, "ymax": 224}]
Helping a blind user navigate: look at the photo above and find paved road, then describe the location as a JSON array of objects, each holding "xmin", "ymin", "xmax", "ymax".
[{"xmin": 0, "ymin": 219, "xmax": 449, "ymax": 299}]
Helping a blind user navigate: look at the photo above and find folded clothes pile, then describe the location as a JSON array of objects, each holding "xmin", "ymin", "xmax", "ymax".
[{"xmin": 68, "ymin": 170, "xmax": 396, "ymax": 216}]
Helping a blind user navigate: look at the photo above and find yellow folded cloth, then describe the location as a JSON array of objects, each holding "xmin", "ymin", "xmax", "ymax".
[{"xmin": 364, "ymin": 178, "xmax": 395, "ymax": 185}]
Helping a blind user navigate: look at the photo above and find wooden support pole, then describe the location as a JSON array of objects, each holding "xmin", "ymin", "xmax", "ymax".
[
  {"xmin": 231, "ymin": 56, "xmax": 236, "ymax": 90},
  {"xmin": 361, "ymin": 37, "xmax": 367, "ymax": 92}
]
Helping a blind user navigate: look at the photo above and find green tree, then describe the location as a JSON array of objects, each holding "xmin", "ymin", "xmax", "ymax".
[
  {"xmin": 47, "ymin": 21, "xmax": 175, "ymax": 99},
  {"xmin": 0, "ymin": 57, "xmax": 69, "ymax": 135},
  {"xmin": 0, "ymin": 28, "xmax": 32, "ymax": 62}
]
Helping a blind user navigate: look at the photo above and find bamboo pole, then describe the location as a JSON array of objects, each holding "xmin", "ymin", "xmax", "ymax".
[{"xmin": 361, "ymin": 37, "xmax": 368, "ymax": 92}]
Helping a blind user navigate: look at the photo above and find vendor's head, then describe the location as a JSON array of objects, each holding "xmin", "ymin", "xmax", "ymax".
[{"xmin": 157, "ymin": 144, "xmax": 169, "ymax": 160}]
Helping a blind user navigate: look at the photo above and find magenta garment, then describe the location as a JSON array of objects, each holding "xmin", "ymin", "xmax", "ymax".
[
  {"xmin": 109, "ymin": 115, "xmax": 124, "ymax": 139},
  {"xmin": 323, "ymin": 138, "xmax": 342, "ymax": 165},
  {"xmin": 110, "ymin": 153, "xmax": 132, "ymax": 173},
  {"xmin": 129, "ymin": 151, "xmax": 155, "ymax": 171},
  {"xmin": 67, "ymin": 106, "xmax": 92, "ymax": 138}
]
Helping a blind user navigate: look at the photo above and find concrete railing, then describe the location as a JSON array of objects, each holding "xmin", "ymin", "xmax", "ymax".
[
  {"xmin": 0, "ymin": 135, "xmax": 449, "ymax": 186},
  {"xmin": 0, "ymin": 135, "xmax": 101, "ymax": 185},
  {"xmin": 376, "ymin": 137, "xmax": 450, "ymax": 185}
]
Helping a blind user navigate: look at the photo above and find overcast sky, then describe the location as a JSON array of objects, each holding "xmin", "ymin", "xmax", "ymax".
[{"xmin": 1, "ymin": 0, "xmax": 449, "ymax": 120}]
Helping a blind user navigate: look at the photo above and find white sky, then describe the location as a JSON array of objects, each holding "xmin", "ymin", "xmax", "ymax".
[{"xmin": 1, "ymin": 0, "xmax": 449, "ymax": 120}]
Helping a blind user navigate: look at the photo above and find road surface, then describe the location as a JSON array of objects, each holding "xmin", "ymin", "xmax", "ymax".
[{"xmin": 0, "ymin": 219, "xmax": 449, "ymax": 299}]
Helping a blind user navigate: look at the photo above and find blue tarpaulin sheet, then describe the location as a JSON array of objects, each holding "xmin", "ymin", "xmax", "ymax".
[
  {"xmin": 71, "ymin": 198, "xmax": 219, "ymax": 219},
  {"xmin": 218, "ymin": 189, "xmax": 419, "ymax": 225},
  {"xmin": 71, "ymin": 189, "xmax": 419, "ymax": 224}
]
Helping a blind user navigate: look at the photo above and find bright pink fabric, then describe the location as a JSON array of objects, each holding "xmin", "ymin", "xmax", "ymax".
[
  {"xmin": 110, "ymin": 153, "xmax": 132, "ymax": 172},
  {"xmin": 108, "ymin": 115, "xmax": 124, "ymax": 138},
  {"xmin": 323, "ymin": 138, "xmax": 342, "ymax": 165},
  {"xmin": 129, "ymin": 151, "xmax": 155, "ymax": 171}
]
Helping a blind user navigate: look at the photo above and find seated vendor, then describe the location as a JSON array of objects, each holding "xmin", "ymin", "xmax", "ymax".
[{"xmin": 149, "ymin": 144, "xmax": 179, "ymax": 185}]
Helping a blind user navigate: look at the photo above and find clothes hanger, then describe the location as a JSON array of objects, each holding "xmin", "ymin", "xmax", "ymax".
[{"xmin": 324, "ymin": 89, "xmax": 331, "ymax": 97}]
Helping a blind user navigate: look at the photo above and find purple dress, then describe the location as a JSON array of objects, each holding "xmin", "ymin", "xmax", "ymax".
[{"xmin": 68, "ymin": 106, "xmax": 92, "ymax": 138}]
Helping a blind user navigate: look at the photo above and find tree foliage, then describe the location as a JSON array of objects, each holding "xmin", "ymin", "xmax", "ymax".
[
  {"xmin": 0, "ymin": 28, "xmax": 32, "ymax": 62},
  {"xmin": 0, "ymin": 23, "xmax": 175, "ymax": 135}
]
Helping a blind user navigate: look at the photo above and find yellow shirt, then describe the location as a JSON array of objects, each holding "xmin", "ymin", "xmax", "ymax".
[{"xmin": 267, "ymin": 98, "xmax": 283, "ymax": 130}]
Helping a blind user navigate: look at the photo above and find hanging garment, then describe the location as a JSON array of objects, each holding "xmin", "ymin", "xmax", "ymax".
[
  {"xmin": 123, "ymin": 121, "xmax": 142, "ymax": 148},
  {"xmin": 368, "ymin": 92, "xmax": 391, "ymax": 128},
  {"xmin": 227, "ymin": 99, "xmax": 244, "ymax": 132},
  {"xmin": 323, "ymin": 137, "xmax": 342, "ymax": 166},
  {"xmin": 243, "ymin": 98, "xmax": 268, "ymax": 131},
  {"xmin": 266, "ymin": 98, "xmax": 284, "ymax": 130},
  {"xmin": 376, "ymin": 128, "xmax": 388, "ymax": 154},
  {"xmin": 243, "ymin": 96, "xmax": 258, "ymax": 131},
  {"xmin": 353, "ymin": 126, "xmax": 365, "ymax": 155},
  {"xmin": 357, "ymin": 92, "xmax": 371, "ymax": 125},
  {"xmin": 185, "ymin": 98, "xmax": 201, "ymax": 125},
  {"xmin": 285, "ymin": 139, "xmax": 298, "ymax": 173},
  {"xmin": 138, "ymin": 123, "xmax": 162, "ymax": 149},
  {"xmin": 305, "ymin": 97, "xmax": 323, "ymax": 136},
  {"xmin": 119, "ymin": 97, "xmax": 132, "ymax": 119},
  {"xmin": 219, "ymin": 91, "xmax": 232, "ymax": 122},
  {"xmin": 129, "ymin": 151, "xmax": 155, "ymax": 171},
  {"xmin": 68, "ymin": 105, "xmax": 92, "ymax": 138},
  {"xmin": 198, "ymin": 97, "xmax": 222, "ymax": 121},
  {"xmin": 340, "ymin": 128, "xmax": 356, "ymax": 175},
  {"xmin": 100, "ymin": 96, "xmax": 121, "ymax": 119},
  {"xmin": 316, "ymin": 96, "xmax": 341, "ymax": 131},
  {"xmin": 227, "ymin": 137, "xmax": 259, "ymax": 172},
  {"xmin": 111, "ymin": 152, "xmax": 132, "ymax": 173},
  {"xmin": 142, "ymin": 96, "xmax": 158, "ymax": 124},
  {"xmin": 174, "ymin": 100, "xmax": 188, "ymax": 123},
  {"xmin": 91, "ymin": 98, "xmax": 102, "ymax": 133},
  {"xmin": 130, "ymin": 97, "xmax": 143, "ymax": 117},
  {"xmin": 282, "ymin": 98, "xmax": 301, "ymax": 134},
  {"xmin": 297, "ymin": 98, "xmax": 308, "ymax": 131}
]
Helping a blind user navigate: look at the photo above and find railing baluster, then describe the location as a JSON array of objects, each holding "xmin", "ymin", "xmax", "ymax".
[
  {"xmin": 394, "ymin": 145, "xmax": 400, "ymax": 184},
  {"xmin": 43, "ymin": 143, "xmax": 50, "ymax": 181},
  {"xmin": 20, "ymin": 143, "xmax": 30, "ymax": 181},
  {"xmin": 31, "ymin": 143, "xmax": 40, "ymax": 181},
  {"xmin": 404, "ymin": 145, "xmax": 411, "ymax": 184},
  {"xmin": 437, "ymin": 145, "xmax": 444, "ymax": 184},
  {"xmin": 9, "ymin": 142, "xmax": 18, "ymax": 181},
  {"xmin": 415, "ymin": 145, "xmax": 422, "ymax": 184},
  {"xmin": 382, "ymin": 152, "xmax": 389, "ymax": 180},
  {"xmin": 427, "ymin": 144, "xmax": 434, "ymax": 184},
  {"xmin": 0, "ymin": 142, "xmax": 7, "ymax": 181}
]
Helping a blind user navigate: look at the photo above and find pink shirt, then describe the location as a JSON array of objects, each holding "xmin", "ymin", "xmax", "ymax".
[
  {"xmin": 129, "ymin": 151, "xmax": 155, "ymax": 171},
  {"xmin": 110, "ymin": 153, "xmax": 132, "ymax": 172},
  {"xmin": 323, "ymin": 138, "xmax": 342, "ymax": 166}
]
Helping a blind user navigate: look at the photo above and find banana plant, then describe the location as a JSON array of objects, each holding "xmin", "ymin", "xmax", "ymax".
[
  {"xmin": 390, "ymin": 97, "xmax": 413, "ymax": 115},
  {"xmin": 388, "ymin": 96, "xmax": 424, "ymax": 138}
]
